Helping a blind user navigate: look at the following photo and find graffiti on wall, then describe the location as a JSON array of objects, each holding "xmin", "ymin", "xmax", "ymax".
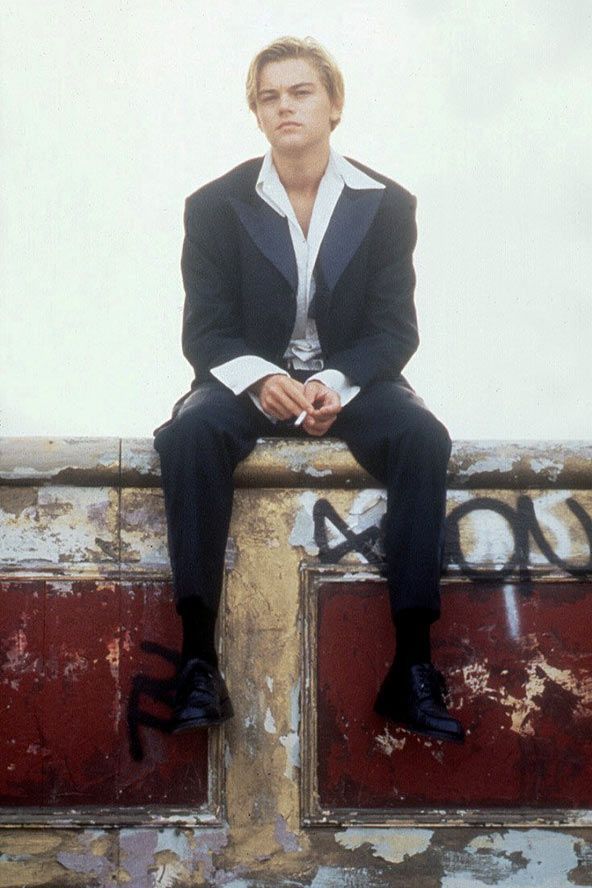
[
  {"xmin": 127, "ymin": 641, "xmax": 179, "ymax": 761},
  {"xmin": 310, "ymin": 494, "xmax": 592, "ymax": 579}
]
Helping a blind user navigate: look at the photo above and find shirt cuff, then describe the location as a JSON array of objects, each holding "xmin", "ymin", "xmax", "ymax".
[
  {"xmin": 306, "ymin": 369, "xmax": 361, "ymax": 407},
  {"xmin": 210, "ymin": 355, "xmax": 287, "ymax": 395},
  {"xmin": 210, "ymin": 355, "xmax": 288, "ymax": 422}
]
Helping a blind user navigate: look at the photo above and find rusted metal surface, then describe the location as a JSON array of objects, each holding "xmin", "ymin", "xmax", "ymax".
[
  {"xmin": 305, "ymin": 575, "xmax": 592, "ymax": 821},
  {"xmin": 0, "ymin": 580, "xmax": 209, "ymax": 811},
  {"xmin": 2, "ymin": 437, "xmax": 592, "ymax": 488}
]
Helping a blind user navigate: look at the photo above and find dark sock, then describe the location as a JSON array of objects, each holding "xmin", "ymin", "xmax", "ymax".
[
  {"xmin": 393, "ymin": 607, "xmax": 432, "ymax": 672},
  {"xmin": 179, "ymin": 598, "xmax": 218, "ymax": 668}
]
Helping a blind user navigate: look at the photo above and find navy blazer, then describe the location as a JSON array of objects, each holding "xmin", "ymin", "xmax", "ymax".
[{"xmin": 181, "ymin": 156, "xmax": 419, "ymax": 391}]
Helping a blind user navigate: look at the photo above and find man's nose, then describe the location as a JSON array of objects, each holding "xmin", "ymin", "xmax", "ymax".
[{"xmin": 278, "ymin": 92, "xmax": 294, "ymax": 113}]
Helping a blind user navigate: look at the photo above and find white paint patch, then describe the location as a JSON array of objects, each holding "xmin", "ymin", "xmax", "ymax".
[
  {"xmin": 336, "ymin": 827, "xmax": 433, "ymax": 864},
  {"xmin": 503, "ymin": 584, "xmax": 521, "ymax": 639},
  {"xmin": 49, "ymin": 581, "xmax": 74, "ymax": 594},
  {"xmin": 374, "ymin": 725, "xmax": 407, "ymax": 755},
  {"xmin": 155, "ymin": 830, "xmax": 190, "ymax": 858},
  {"xmin": 288, "ymin": 490, "xmax": 319, "ymax": 555},
  {"xmin": 265, "ymin": 675, "xmax": 273, "ymax": 692},
  {"xmin": 530, "ymin": 457, "xmax": 562, "ymax": 482},
  {"xmin": 341, "ymin": 571, "xmax": 381, "ymax": 582},
  {"xmin": 442, "ymin": 829, "xmax": 579, "ymax": 887},
  {"xmin": 279, "ymin": 726, "xmax": 300, "ymax": 779},
  {"xmin": 348, "ymin": 490, "xmax": 386, "ymax": 528},
  {"xmin": 305, "ymin": 466, "xmax": 333, "ymax": 477},
  {"xmin": 347, "ymin": 490, "xmax": 387, "ymax": 561},
  {"xmin": 501, "ymin": 653, "xmax": 592, "ymax": 736},
  {"xmin": 264, "ymin": 707, "xmax": 276, "ymax": 734},
  {"xmin": 464, "ymin": 455, "xmax": 515, "ymax": 476},
  {"xmin": 150, "ymin": 860, "xmax": 185, "ymax": 888},
  {"xmin": 279, "ymin": 680, "xmax": 300, "ymax": 779},
  {"xmin": 0, "ymin": 486, "xmax": 115, "ymax": 564},
  {"xmin": 462, "ymin": 507, "xmax": 515, "ymax": 566},
  {"xmin": 460, "ymin": 660, "xmax": 496, "ymax": 701},
  {"xmin": 528, "ymin": 490, "xmax": 578, "ymax": 563},
  {"xmin": 310, "ymin": 866, "xmax": 372, "ymax": 887}
]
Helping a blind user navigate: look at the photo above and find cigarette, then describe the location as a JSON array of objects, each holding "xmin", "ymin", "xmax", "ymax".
[{"xmin": 294, "ymin": 410, "xmax": 307, "ymax": 427}]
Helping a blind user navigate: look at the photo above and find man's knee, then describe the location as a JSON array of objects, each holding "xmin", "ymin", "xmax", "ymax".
[
  {"xmin": 402, "ymin": 408, "xmax": 451, "ymax": 459},
  {"xmin": 176, "ymin": 387, "xmax": 244, "ymax": 437},
  {"xmin": 157, "ymin": 386, "xmax": 248, "ymax": 454}
]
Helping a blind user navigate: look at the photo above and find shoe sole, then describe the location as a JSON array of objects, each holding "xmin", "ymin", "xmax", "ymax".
[
  {"xmin": 374, "ymin": 701, "xmax": 465, "ymax": 744},
  {"xmin": 172, "ymin": 698, "xmax": 234, "ymax": 734}
]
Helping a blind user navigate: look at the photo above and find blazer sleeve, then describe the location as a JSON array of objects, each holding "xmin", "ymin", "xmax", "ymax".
[
  {"xmin": 324, "ymin": 191, "xmax": 420, "ymax": 388},
  {"xmin": 181, "ymin": 195, "xmax": 253, "ymax": 379}
]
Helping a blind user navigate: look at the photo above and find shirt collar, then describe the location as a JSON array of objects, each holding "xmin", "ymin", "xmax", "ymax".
[
  {"xmin": 256, "ymin": 147, "xmax": 384, "ymax": 200},
  {"xmin": 329, "ymin": 149, "xmax": 385, "ymax": 190}
]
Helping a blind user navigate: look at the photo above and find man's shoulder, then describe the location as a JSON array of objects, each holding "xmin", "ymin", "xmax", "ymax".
[
  {"xmin": 344, "ymin": 156, "xmax": 417, "ymax": 209},
  {"xmin": 185, "ymin": 158, "xmax": 263, "ymax": 211}
]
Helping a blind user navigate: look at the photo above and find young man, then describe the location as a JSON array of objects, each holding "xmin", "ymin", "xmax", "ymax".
[{"xmin": 154, "ymin": 37, "xmax": 464, "ymax": 743}]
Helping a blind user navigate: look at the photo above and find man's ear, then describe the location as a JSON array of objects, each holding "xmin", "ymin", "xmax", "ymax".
[{"xmin": 329, "ymin": 101, "xmax": 343, "ymax": 128}]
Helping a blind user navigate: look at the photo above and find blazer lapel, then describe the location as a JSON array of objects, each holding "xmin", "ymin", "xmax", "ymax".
[
  {"xmin": 316, "ymin": 186, "xmax": 384, "ymax": 293},
  {"xmin": 228, "ymin": 182, "xmax": 383, "ymax": 310},
  {"xmin": 228, "ymin": 196, "xmax": 298, "ymax": 293}
]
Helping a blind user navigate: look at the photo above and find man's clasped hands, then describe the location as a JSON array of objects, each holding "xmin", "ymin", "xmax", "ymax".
[{"xmin": 251, "ymin": 375, "xmax": 341, "ymax": 436}]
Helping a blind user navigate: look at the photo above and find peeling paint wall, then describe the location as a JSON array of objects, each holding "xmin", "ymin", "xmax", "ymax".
[{"xmin": 1, "ymin": 438, "xmax": 592, "ymax": 887}]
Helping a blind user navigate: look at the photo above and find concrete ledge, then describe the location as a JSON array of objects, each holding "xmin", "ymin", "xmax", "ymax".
[{"xmin": 1, "ymin": 437, "xmax": 591, "ymax": 489}]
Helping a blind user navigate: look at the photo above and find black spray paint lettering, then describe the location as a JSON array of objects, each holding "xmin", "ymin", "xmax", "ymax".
[
  {"xmin": 312, "ymin": 498, "xmax": 385, "ymax": 565},
  {"xmin": 126, "ymin": 640, "xmax": 179, "ymax": 761},
  {"xmin": 312, "ymin": 495, "xmax": 592, "ymax": 579}
]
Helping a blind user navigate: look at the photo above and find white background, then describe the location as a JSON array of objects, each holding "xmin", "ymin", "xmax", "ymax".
[{"xmin": 1, "ymin": 0, "xmax": 590, "ymax": 439}]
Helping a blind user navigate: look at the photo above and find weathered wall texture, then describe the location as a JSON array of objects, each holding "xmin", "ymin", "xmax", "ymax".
[{"xmin": 1, "ymin": 437, "xmax": 592, "ymax": 887}]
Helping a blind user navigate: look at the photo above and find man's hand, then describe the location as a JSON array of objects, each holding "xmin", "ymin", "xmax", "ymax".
[
  {"xmin": 301, "ymin": 380, "xmax": 341, "ymax": 437},
  {"xmin": 251, "ymin": 374, "xmax": 314, "ymax": 421}
]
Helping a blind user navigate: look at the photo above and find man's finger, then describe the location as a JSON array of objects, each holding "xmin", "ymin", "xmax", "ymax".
[
  {"xmin": 260, "ymin": 375, "xmax": 314, "ymax": 418},
  {"xmin": 314, "ymin": 402, "xmax": 341, "ymax": 418},
  {"xmin": 303, "ymin": 414, "xmax": 338, "ymax": 437}
]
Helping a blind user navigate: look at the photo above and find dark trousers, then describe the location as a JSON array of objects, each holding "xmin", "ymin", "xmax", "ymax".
[{"xmin": 154, "ymin": 378, "xmax": 451, "ymax": 623}]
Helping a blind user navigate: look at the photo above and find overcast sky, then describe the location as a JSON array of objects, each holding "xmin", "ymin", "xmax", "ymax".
[{"xmin": 1, "ymin": 0, "xmax": 590, "ymax": 439}]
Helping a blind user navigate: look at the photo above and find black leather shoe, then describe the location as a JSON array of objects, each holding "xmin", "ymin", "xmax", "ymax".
[
  {"xmin": 374, "ymin": 662, "xmax": 464, "ymax": 743},
  {"xmin": 171, "ymin": 657, "xmax": 234, "ymax": 733}
]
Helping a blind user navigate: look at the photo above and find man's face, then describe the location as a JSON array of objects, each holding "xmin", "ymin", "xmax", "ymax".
[{"xmin": 255, "ymin": 57, "xmax": 340, "ymax": 155}]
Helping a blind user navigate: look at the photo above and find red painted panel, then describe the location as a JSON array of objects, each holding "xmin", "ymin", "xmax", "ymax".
[
  {"xmin": 40, "ymin": 581, "xmax": 121, "ymax": 805},
  {"xmin": 117, "ymin": 582, "xmax": 208, "ymax": 806},
  {"xmin": 0, "ymin": 580, "xmax": 207, "ymax": 808},
  {"xmin": 0, "ymin": 581, "xmax": 45, "ymax": 805},
  {"xmin": 316, "ymin": 580, "xmax": 592, "ymax": 810}
]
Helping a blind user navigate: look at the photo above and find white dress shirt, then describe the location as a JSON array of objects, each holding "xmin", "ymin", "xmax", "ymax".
[{"xmin": 211, "ymin": 148, "xmax": 385, "ymax": 418}]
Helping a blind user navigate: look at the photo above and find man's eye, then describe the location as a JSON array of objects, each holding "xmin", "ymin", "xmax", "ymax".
[{"xmin": 295, "ymin": 90, "xmax": 311, "ymax": 97}]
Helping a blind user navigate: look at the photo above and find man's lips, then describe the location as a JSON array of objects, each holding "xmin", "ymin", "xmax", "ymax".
[{"xmin": 277, "ymin": 121, "xmax": 301, "ymax": 130}]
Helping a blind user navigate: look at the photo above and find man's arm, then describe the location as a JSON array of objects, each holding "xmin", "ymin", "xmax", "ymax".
[
  {"xmin": 323, "ymin": 191, "xmax": 419, "ymax": 388},
  {"xmin": 181, "ymin": 196, "xmax": 255, "ymax": 379}
]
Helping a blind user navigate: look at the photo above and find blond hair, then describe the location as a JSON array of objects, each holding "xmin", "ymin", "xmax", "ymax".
[{"xmin": 246, "ymin": 36, "xmax": 345, "ymax": 130}]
